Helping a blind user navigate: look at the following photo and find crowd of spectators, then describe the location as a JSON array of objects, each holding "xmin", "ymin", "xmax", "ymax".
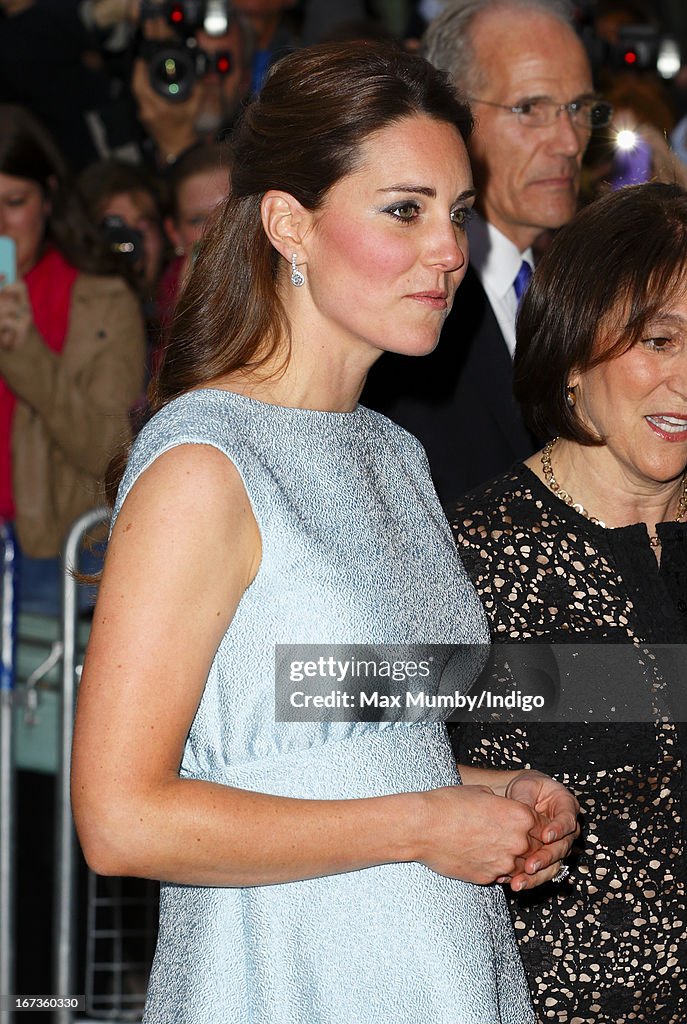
[{"xmin": 3, "ymin": 2, "xmax": 687, "ymax": 388}]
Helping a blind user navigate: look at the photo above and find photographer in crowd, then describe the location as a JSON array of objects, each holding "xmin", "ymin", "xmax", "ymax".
[
  {"xmin": 130, "ymin": 2, "xmax": 254, "ymax": 167},
  {"xmin": 77, "ymin": 159, "xmax": 167, "ymax": 317}
]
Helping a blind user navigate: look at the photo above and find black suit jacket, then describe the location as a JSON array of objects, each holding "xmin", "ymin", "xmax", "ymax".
[{"xmin": 362, "ymin": 265, "xmax": 538, "ymax": 507}]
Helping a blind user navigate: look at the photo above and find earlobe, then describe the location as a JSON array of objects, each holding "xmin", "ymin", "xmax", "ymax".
[
  {"xmin": 565, "ymin": 369, "xmax": 580, "ymax": 409},
  {"xmin": 164, "ymin": 216, "xmax": 183, "ymax": 256},
  {"xmin": 260, "ymin": 191, "xmax": 311, "ymax": 263}
]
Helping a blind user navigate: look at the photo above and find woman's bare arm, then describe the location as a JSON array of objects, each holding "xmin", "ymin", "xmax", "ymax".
[{"xmin": 72, "ymin": 443, "xmax": 550, "ymax": 888}]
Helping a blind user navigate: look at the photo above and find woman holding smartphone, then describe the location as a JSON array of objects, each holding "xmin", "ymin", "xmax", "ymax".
[{"xmin": 0, "ymin": 104, "xmax": 145, "ymax": 612}]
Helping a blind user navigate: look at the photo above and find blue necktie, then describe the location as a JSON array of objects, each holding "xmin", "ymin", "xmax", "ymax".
[{"xmin": 513, "ymin": 260, "xmax": 533, "ymax": 304}]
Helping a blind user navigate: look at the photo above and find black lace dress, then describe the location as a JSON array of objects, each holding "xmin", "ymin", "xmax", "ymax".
[{"xmin": 450, "ymin": 462, "xmax": 687, "ymax": 1024}]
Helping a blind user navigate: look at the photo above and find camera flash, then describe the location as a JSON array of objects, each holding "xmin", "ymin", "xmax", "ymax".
[
  {"xmin": 203, "ymin": 0, "xmax": 228, "ymax": 36},
  {"xmin": 616, "ymin": 129, "xmax": 638, "ymax": 151},
  {"xmin": 657, "ymin": 38, "xmax": 681, "ymax": 80}
]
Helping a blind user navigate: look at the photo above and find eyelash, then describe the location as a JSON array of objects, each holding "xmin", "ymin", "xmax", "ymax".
[
  {"xmin": 642, "ymin": 337, "xmax": 676, "ymax": 353},
  {"xmin": 451, "ymin": 207, "xmax": 473, "ymax": 228},
  {"xmin": 384, "ymin": 201, "xmax": 421, "ymax": 223},
  {"xmin": 383, "ymin": 201, "xmax": 472, "ymax": 228}
]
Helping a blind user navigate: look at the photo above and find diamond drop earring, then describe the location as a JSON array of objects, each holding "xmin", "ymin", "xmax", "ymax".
[{"xmin": 290, "ymin": 254, "xmax": 305, "ymax": 288}]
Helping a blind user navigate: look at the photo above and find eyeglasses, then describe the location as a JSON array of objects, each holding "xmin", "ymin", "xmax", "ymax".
[{"xmin": 468, "ymin": 96, "xmax": 613, "ymax": 129}]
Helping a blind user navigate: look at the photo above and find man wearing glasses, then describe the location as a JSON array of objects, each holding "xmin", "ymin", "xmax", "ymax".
[{"xmin": 364, "ymin": 0, "xmax": 611, "ymax": 505}]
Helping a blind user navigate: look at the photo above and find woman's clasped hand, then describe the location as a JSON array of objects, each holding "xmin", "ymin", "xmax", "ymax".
[{"xmin": 416, "ymin": 769, "xmax": 579, "ymax": 889}]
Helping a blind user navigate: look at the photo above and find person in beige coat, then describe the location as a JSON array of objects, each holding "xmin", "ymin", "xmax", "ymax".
[{"xmin": 0, "ymin": 103, "xmax": 145, "ymax": 612}]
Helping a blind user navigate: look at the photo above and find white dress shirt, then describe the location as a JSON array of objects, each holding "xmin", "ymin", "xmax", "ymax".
[{"xmin": 467, "ymin": 213, "xmax": 533, "ymax": 358}]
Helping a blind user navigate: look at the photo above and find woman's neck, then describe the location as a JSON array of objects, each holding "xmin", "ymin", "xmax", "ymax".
[
  {"xmin": 212, "ymin": 332, "xmax": 376, "ymax": 413},
  {"xmin": 526, "ymin": 438, "xmax": 687, "ymax": 533}
]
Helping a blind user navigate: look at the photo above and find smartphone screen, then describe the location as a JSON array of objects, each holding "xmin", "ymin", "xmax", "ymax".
[{"xmin": 0, "ymin": 236, "xmax": 16, "ymax": 287}]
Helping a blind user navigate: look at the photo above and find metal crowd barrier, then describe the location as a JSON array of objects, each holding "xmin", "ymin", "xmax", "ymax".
[
  {"xmin": 0, "ymin": 522, "xmax": 17, "ymax": 1018},
  {"xmin": 56, "ymin": 509, "xmax": 158, "ymax": 1024},
  {"xmin": 56, "ymin": 507, "xmax": 110, "ymax": 1024},
  {"xmin": 1, "ymin": 511, "xmax": 157, "ymax": 1024}
]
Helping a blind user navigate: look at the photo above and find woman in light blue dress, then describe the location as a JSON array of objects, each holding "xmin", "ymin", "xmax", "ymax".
[{"xmin": 71, "ymin": 42, "xmax": 579, "ymax": 1024}]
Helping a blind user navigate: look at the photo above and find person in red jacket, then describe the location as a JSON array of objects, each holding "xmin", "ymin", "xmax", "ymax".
[{"xmin": 0, "ymin": 104, "xmax": 145, "ymax": 613}]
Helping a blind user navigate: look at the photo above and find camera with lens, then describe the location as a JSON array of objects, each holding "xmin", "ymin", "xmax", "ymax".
[
  {"xmin": 588, "ymin": 24, "xmax": 682, "ymax": 79},
  {"xmin": 139, "ymin": 0, "xmax": 233, "ymax": 103},
  {"xmin": 611, "ymin": 25, "xmax": 681, "ymax": 79},
  {"xmin": 100, "ymin": 215, "xmax": 144, "ymax": 267},
  {"xmin": 575, "ymin": 1, "xmax": 681, "ymax": 81}
]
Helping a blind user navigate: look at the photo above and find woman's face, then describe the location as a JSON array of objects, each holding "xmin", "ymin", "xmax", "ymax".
[
  {"xmin": 170, "ymin": 168, "xmax": 230, "ymax": 255},
  {"xmin": 0, "ymin": 172, "xmax": 49, "ymax": 276},
  {"xmin": 299, "ymin": 114, "xmax": 475, "ymax": 363},
  {"xmin": 571, "ymin": 289, "xmax": 687, "ymax": 487}
]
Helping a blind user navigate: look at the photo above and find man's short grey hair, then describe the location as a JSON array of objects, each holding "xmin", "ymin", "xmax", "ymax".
[{"xmin": 423, "ymin": 0, "xmax": 576, "ymax": 95}]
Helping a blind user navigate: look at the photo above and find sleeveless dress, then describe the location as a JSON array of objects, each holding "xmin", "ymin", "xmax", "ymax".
[{"xmin": 114, "ymin": 389, "xmax": 535, "ymax": 1024}]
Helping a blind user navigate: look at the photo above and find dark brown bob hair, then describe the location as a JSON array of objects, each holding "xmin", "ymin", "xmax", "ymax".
[
  {"xmin": 0, "ymin": 104, "xmax": 122, "ymax": 277},
  {"xmin": 152, "ymin": 40, "xmax": 473, "ymax": 411},
  {"xmin": 514, "ymin": 182, "xmax": 687, "ymax": 445}
]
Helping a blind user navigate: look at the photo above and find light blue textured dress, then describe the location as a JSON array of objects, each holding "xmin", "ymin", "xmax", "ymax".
[{"xmin": 114, "ymin": 389, "xmax": 534, "ymax": 1024}]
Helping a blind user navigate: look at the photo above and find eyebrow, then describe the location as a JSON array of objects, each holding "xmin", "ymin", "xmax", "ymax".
[
  {"xmin": 645, "ymin": 312, "xmax": 687, "ymax": 329},
  {"xmin": 377, "ymin": 185, "xmax": 477, "ymax": 202}
]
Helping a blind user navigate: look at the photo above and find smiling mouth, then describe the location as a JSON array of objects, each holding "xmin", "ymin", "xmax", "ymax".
[{"xmin": 646, "ymin": 415, "xmax": 687, "ymax": 439}]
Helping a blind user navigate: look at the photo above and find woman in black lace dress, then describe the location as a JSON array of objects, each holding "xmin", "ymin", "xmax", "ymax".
[{"xmin": 451, "ymin": 183, "xmax": 687, "ymax": 1023}]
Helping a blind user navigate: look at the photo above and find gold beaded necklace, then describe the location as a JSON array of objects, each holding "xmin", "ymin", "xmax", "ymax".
[{"xmin": 541, "ymin": 438, "xmax": 687, "ymax": 547}]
